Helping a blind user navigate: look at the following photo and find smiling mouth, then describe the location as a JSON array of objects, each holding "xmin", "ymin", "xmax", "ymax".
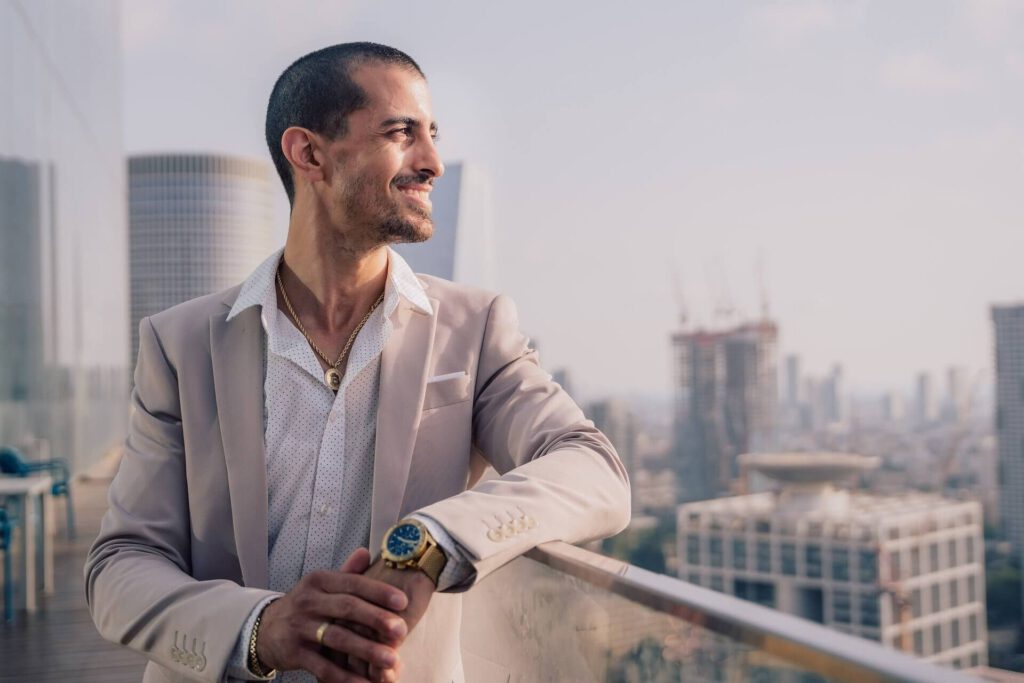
[{"xmin": 396, "ymin": 186, "xmax": 432, "ymax": 205}]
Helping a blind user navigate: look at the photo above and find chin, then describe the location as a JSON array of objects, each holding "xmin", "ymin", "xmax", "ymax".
[{"xmin": 379, "ymin": 214, "xmax": 433, "ymax": 245}]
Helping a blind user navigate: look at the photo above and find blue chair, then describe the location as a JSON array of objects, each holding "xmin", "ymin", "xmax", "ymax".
[
  {"xmin": 0, "ymin": 504, "xmax": 14, "ymax": 623},
  {"xmin": 0, "ymin": 447, "xmax": 76, "ymax": 540}
]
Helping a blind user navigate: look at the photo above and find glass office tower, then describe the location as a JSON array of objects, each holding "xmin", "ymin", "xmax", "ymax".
[{"xmin": 0, "ymin": 1, "xmax": 129, "ymax": 473}]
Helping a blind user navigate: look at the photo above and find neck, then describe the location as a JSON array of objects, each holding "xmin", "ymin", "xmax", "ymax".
[{"xmin": 280, "ymin": 213, "xmax": 389, "ymax": 334}]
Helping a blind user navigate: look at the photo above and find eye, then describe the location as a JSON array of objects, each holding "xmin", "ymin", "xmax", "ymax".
[{"xmin": 388, "ymin": 127, "xmax": 413, "ymax": 139}]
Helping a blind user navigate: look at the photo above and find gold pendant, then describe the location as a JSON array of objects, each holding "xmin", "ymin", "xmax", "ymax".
[{"xmin": 324, "ymin": 367, "xmax": 342, "ymax": 392}]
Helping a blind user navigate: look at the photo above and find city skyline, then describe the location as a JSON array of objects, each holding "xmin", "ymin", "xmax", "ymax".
[{"xmin": 121, "ymin": 0, "xmax": 1024, "ymax": 400}]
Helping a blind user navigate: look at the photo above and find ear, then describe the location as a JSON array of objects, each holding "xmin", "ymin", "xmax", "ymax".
[{"xmin": 281, "ymin": 127, "xmax": 326, "ymax": 186}]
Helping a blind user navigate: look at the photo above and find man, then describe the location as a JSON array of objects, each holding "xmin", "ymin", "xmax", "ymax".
[{"xmin": 86, "ymin": 42, "xmax": 630, "ymax": 683}]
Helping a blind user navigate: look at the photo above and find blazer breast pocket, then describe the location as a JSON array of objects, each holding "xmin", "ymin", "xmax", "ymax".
[{"xmin": 422, "ymin": 371, "xmax": 472, "ymax": 411}]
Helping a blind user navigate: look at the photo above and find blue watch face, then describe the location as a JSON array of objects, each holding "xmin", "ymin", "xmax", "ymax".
[{"xmin": 386, "ymin": 523, "xmax": 423, "ymax": 560}]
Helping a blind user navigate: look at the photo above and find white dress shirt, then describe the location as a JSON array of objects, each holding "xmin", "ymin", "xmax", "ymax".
[{"xmin": 223, "ymin": 248, "xmax": 471, "ymax": 682}]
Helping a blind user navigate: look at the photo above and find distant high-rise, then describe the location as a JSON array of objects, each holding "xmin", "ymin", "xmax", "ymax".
[
  {"xmin": 784, "ymin": 354, "xmax": 801, "ymax": 409},
  {"xmin": 128, "ymin": 154, "xmax": 276, "ymax": 363},
  {"xmin": 588, "ymin": 398, "xmax": 637, "ymax": 483},
  {"xmin": 945, "ymin": 366, "xmax": 970, "ymax": 424},
  {"xmin": 992, "ymin": 304, "xmax": 1024, "ymax": 553},
  {"xmin": 915, "ymin": 372, "xmax": 937, "ymax": 427},
  {"xmin": 391, "ymin": 161, "xmax": 494, "ymax": 290},
  {"xmin": 671, "ymin": 320, "xmax": 778, "ymax": 502},
  {"xmin": 1, "ymin": 1, "xmax": 129, "ymax": 473}
]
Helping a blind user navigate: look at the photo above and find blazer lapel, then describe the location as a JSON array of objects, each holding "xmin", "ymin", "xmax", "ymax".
[
  {"xmin": 210, "ymin": 305, "xmax": 269, "ymax": 589},
  {"xmin": 369, "ymin": 297, "xmax": 437, "ymax": 551}
]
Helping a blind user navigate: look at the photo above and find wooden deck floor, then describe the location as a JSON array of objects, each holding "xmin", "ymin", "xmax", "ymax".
[{"xmin": 0, "ymin": 478, "xmax": 147, "ymax": 682}]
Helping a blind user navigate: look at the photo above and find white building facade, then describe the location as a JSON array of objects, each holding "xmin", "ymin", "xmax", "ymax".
[
  {"xmin": 129, "ymin": 154, "xmax": 276, "ymax": 364},
  {"xmin": 677, "ymin": 454, "xmax": 987, "ymax": 670}
]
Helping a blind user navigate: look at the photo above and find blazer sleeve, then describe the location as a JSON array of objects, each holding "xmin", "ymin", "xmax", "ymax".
[
  {"xmin": 84, "ymin": 317, "xmax": 278, "ymax": 683},
  {"xmin": 414, "ymin": 294, "xmax": 631, "ymax": 584}
]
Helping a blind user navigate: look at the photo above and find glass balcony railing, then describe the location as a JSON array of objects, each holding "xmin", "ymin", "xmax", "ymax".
[{"xmin": 461, "ymin": 541, "xmax": 977, "ymax": 683}]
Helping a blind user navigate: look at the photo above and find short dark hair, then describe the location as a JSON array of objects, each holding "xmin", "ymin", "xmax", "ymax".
[{"xmin": 265, "ymin": 42, "xmax": 424, "ymax": 205}]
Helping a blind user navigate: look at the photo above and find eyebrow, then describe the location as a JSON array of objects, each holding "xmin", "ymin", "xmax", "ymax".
[{"xmin": 379, "ymin": 116, "xmax": 439, "ymax": 134}]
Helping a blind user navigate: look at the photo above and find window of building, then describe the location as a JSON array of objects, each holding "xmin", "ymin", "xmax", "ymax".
[
  {"xmin": 949, "ymin": 578, "xmax": 960, "ymax": 606},
  {"xmin": 948, "ymin": 539, "xmax": 959, "ymax": 566},
  {"xmin": 968, "ymin": 575, "xmax": 977, "ymax": 603},
  {"xmin": 781, "ymin": 543, "xmax": 797, "ymax": 576},
  {"xmin": 969, "ymin": 614, "xmax": 978, "ymax": 642},
  {"xmin": 910, "ymin": 547, "xmax": 921, "ymax": 576},
  {"xmin": 932, "ymin": 623, "xmax": 943, "ymax": 653},
  {"xmin": 930, "ymin": 542, "xmax": 940, "ymax": 572},
  {"xmin": 932, "ymin": 583, "xmax": 942, "ymax": 612},
  {"xmin": 710, "ymin": 537, "xmax": 724, "ymax": 568},
  {"xmin": 911, "ymin": 588, "xmax": 923, "ymax": 618},
  {"xmin": 734, "ymin": 579, "xmax": 776, "ymax": 609},
  {"xmin": 860, "ymin": 593, "xmax": 880, "ymax": 628},
  {"xmin": 832, "ymin": 548, "xmax": 850, "ymax": 581},
  {"xmin": 858, "ymin": 549, "xmax": 877, "ymax": 583},
  {"xmin": 756, "ymin": 540, "xmax": 771, "ymax": 573},
  {"xmin": 733, "ymin": 538, "xmax": 747, "ymax": 570},
  {"xmin": 913, "ymin": 629, "xmax": 924, "ymax": 656},
  {"xmin": 833, "ymin": 589, "xmax": 851, "ymax": 624},
  {"xmin": 688, "ymin": 572, "xmax": 701, "ymax": 585},
  {"xmin": 686, "ymin": 535, "xmax": 700, "ymax": 565},
  {"xmin": 966, "ymin": 536, "xmax": 975, "ymax": 564},
  {"xmin": 951, "ymin": 618, "xmax": 961, "ymax": 648},
  {"xmin": 755, "ymin": 519, "xmax": 771, "ymax": 533},
  {"xmin": 805, "ymin": 545, "xmax": 822, "ymax": 578}
]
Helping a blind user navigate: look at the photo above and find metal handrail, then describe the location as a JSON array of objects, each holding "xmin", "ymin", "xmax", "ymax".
[{"xmin": 526, "ymin": 541, "xmax": 978, "ymax": 683}]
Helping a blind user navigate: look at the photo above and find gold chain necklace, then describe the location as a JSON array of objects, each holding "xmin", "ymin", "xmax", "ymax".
[{"xmin": 276, "ymin": 267, "xmax": 385, "ymax": 392}]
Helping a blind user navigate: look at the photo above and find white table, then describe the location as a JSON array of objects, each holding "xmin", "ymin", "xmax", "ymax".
[{"xmin": 0, "ymin": 476, "xmax": 54, "ymax": 612}]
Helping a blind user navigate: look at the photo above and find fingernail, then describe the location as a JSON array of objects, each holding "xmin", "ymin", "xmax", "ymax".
[
  {"xmin": 389, "ymin": 594, "xmax": 406, "ymax": 610},
  {"xmin": 389, "ymin": 619, "xmax": 406, "ymax": 637},
  {"xmin": 378, "ymin": 649, "xmax": 397, "ymax": 667}
]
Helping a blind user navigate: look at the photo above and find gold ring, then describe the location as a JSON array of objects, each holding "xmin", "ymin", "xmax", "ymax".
[{"xmin": 315, "ymin": 621, "xmax": 331, "ymax": 646}]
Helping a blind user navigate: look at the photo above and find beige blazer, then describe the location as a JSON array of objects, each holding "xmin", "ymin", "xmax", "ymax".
[{"xmin": 85, "ymin": 274, "xmax": 630, "ymax": 683}]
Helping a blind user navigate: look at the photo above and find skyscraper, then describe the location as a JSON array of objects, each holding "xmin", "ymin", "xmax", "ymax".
[
  {"xmin": 587, "ymin": 398, "xmax": 637, "ymax": 483},
  {"xmin": 992, "ymin": 304, "xmax": 1024, "ymax": 553},
  {"xmin": 129, "ymin": 154, "xmax": 276, "ymax": 363},
  {"xmin": 391, "ymin": 161, "xmax": 495, "ymax": 290},
  {"xmin": 915, "ymin": 372, "xmax": 937, "ymax": 427},
  {"xmin": 672, "ymin": 320, "xmax": 778, "ymax": 502},
  {"xmin": 1, "ymin": 1, "xmax": 129, "ymax": 473}
]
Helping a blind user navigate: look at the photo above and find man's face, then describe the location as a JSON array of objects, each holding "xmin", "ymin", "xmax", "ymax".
[{"xmin": 322, "ymin": 63, "xmax": 444, "ymax": 245}]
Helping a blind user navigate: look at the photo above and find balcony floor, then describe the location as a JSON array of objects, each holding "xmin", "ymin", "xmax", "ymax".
[{"xmin": 0, "ymin": 477, "xmax": 147, "ymax": 682}]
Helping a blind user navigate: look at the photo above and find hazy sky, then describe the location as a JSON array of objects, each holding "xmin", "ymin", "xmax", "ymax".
[{"xmin": 122, "ymin": 0, "xmax": 1024, "ymax": 401}]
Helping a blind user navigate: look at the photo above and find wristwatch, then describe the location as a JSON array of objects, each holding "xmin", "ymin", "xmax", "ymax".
[{"xmin": 380, "ymin": 518, "xmax": 447, "ymax": 586}]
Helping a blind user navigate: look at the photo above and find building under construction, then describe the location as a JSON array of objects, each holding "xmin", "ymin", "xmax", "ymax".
[{"xmin": 671, "ymin": 319, "xmax": 779, "ymax": 502}]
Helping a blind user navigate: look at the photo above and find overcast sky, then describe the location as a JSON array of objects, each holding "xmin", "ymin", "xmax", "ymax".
[{"xmin": 122, "ymin": 0, "xmax": 1024, "ymax": 401}]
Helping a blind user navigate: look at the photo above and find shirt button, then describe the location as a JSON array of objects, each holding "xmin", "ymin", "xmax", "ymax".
[{"xmin": 318, "ymin": 503, "xmax": 329, "ymax": 516}]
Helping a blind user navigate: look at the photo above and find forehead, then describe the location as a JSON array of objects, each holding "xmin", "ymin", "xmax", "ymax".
[{"xmin": 348, "ymin": 63, "xmax": 433, "ymax": 125}]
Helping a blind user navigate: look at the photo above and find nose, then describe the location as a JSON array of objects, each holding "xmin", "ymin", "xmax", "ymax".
[{"xmin": 415, "ymin": 134, "xmax": 444, "ymax": 181}]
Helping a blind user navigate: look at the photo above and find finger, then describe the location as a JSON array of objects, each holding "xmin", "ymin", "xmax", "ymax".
[
  {"xmin": 339, "ymin": 547, "xmax": 372, "ymax": 574},
  {"xmin": 348, "ymin": 653, "xmax": 370, "ymax": 678},
  {"xmin": 317, "ymin": 596, "xmax": 407, "ymax": 643},
  {"xmin": 312, "ymin": 572, "xmax": 409, "ymax": 612},
  {"xmin": 308, "ymin": 621, "xmax": 399, "ymax": 671},
  {"xmin": 296, "ymin": 646, "xmax": 372, "ymax": 683},
  {"xmin": 370, "ymin": 660, "xmax": 402, "ymax": 683}
]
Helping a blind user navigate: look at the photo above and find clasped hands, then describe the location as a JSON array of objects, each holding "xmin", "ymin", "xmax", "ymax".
[{"xmin": 255, "ymin": 547, "xmax": 434, "ymax": 683}]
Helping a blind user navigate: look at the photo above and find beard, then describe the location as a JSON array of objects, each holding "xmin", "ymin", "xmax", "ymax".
[{"xmin": 341, "ymin": 173, "xmax": 434, "ymax": 246}]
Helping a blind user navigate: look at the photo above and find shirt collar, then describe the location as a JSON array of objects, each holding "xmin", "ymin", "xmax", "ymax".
[{"xmin": 227, "ymin": 246, "xmax": 433, "ymax": 323}]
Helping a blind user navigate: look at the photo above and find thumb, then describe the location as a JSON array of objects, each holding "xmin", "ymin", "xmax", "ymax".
[{"xmin": 340, "ymin": 547, "xmax": 372, "ymax": 574}]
